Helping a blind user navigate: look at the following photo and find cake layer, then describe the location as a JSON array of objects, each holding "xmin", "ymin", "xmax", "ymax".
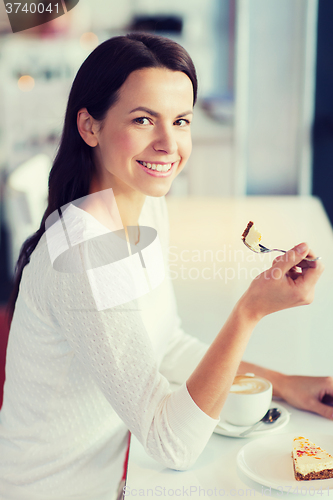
[
  {"xmin": 242, "ymin": 221, "xmax": 262, "ymax": 249},
  {"xmin": 293, "ymin": 464, "xmax": 333, "ymax": 481},
  {"xmin": 293, "ymin": 437, "xmax": 333, "ymax": 481}
]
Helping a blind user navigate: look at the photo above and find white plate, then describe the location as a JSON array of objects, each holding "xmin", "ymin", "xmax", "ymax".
[
  {"xmin": 237, "ymin": 433, "xmax": 333, "ymax": 492},
  {"xmin": 214, "ymin": 404, "xmax": 290, "ymax": 438}
]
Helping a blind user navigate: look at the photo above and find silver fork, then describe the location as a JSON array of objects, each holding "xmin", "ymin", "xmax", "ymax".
[{"xmin": 242, "ymin": 240, "xmax": 320, "ymax": 262}]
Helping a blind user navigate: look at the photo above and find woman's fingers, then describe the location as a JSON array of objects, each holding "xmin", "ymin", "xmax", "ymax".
[
  {"xmin": 280, "ymin": 376, "xmax": 333, "ymax": 420},
  {"xmin": 272, "ymin": 244, "xmax": 324, "ymax": 280},
  {"xmin": 287, "ymin": 267, "xmax": 303, "ymax": 281},
  {"xmin": 293, "ymin": 260, "xmax": 318, "ymax": 269},
  {"xmin": 278, "ymin": 245, "xmax": 324, "ymax": 304},
  {"xmin": 272, "ymin": 243, "xmax": 310, "ymax": 273}
]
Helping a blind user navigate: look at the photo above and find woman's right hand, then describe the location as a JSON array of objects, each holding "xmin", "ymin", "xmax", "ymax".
[
  {"xmin": 239, "ymin": 242, "xmax": 324, "ymax": 322},
  {"xmin": 187, "ymin": 242, "xmax": 323, "ymax": 420}
]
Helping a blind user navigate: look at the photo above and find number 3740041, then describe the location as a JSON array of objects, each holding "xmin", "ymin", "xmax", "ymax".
[
  {"xmin": 275, "ymin": 484, "xmax": 331, "ymax": 496},
  {"xmin": 5, "ymin": 3, "xmax": 60, "ymax": 14}
]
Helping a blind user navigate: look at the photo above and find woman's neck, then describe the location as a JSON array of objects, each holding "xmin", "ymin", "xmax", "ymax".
[
  {"xmin": 87, "ymin": 176, "xmax": 146, "ymax": 229},
  {"xmin": 114, "ymin": 191, "xmax": 146, "ymax": 228}
]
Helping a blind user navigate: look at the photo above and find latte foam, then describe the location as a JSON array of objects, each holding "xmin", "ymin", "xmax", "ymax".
[{"xmin": 230, "ymin": 375, "xmax": 270, "ymax": 394}]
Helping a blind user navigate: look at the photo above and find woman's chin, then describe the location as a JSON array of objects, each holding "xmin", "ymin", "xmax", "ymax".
[{"xmin": 140, "ymin": 181, "xmax": 173, "ymax": 198}]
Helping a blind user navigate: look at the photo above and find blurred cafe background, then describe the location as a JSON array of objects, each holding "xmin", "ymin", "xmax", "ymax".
[{"xmin": 0, "ymin": 0, "xmax": 333, "ymax": 397}]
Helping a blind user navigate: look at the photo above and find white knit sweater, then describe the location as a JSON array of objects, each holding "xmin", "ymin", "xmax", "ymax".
[{"xmin": 0, "ymin": 196, "xmax": 218, "ymax": 500}]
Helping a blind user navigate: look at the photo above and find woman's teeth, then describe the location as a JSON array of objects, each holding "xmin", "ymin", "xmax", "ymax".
[{"xmin": 138, "ymin": 161, "xmax": 172, "ymax": 172}]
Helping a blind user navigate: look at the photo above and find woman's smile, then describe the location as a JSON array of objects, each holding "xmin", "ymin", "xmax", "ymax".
[{"xmin": 136, "ymin": 160, "xmax": 178, "ymax": 176}]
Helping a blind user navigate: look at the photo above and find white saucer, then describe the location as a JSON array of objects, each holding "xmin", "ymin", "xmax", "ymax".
[
  {"xmin": 214, "ymin": 404, "xmax": 290, "ymax": 438},
  {"xmin": 237, "ymin": 433, "xmax": 333, "ymax": 491}
]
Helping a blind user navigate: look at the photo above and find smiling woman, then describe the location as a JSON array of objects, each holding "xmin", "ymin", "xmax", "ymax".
[
  {"xmin": 78, "ymin": 67, "xmax": 193, "ymax": 214},
  {"xmin": 0, "ymin": 33, "xmax": 329, "ymax": 500}
]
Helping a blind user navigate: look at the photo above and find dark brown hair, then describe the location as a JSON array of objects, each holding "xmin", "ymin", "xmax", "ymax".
[{"xmin": 7, "ymin": 32, "xmax": 198, "ymax": 320}]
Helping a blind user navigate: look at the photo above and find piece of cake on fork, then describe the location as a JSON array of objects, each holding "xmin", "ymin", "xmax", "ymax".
[{"xmin": 241, "ymin": 221, "xmax": 262, "ymax": 250}]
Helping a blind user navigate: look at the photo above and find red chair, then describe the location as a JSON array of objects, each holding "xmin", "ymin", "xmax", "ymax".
[{"xmin": 0, "ymin": 307, "xmax": 10, "ymax": 409}]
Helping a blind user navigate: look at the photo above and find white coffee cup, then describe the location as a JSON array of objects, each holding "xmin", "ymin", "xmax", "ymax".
[{"xmin": 220, "ymin": 373, "xmax": 272, "ymax": 426}]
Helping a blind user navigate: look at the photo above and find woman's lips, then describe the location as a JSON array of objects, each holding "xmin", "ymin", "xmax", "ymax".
[{"xmin": 136, "ymin": 160, "xmax": 177, "ymax": 177}]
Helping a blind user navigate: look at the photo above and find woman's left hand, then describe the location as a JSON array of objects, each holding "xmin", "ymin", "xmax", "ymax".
[
  {"xmin": 238, "ymin": 361, "xmax": 333, "ymax": 420},
  {"xmin": 278, "ymin": 375, "xmax": 333, "ymax": 420}
]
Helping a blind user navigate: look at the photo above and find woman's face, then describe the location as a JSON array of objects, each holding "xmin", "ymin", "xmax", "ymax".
[{"xmin": 90, "ymin": 67, "xmax": 194, "ymax": 199}]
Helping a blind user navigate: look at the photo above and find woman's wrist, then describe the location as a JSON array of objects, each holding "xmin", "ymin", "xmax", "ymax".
[
  {"xmin": 234, "ymin": 290, "xmax": 264, "ymax": 327},
  {"xmin": 237, "ymin": 360, "xmax": 289, "ymax": 399},
  {"xmin": 270, "ymin": 371, "xmax": 289, "ymax": 399}
]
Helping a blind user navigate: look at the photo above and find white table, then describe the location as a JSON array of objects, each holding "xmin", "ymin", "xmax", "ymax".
[{"xmin": 126, "ymin": 196, "xmax": 333, "ymax": 498}]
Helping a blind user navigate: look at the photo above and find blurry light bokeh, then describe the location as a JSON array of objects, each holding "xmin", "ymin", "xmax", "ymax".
[
  {"xmin": 80, "ymin": 32, "xmax": 99, "ymax": 50},
  {"xmin": 17, "ymin": 75, "xmax": 35, "ymax": 92}
]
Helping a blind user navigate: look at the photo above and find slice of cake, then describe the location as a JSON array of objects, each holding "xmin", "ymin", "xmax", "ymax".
[
  {"xmin": 242, "ymin": 221, "xmax": 262, "ymax": 250},
  {"xmin": 293, "ymin": 436, "xmax": 333, "ymax": 481}
]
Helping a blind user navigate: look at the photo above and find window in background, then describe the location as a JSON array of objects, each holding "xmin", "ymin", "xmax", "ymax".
[
  {"xmin": 312, "ymin": 0, "xmax": 333, "ymax": 227},
  {"xmin": 234, "ymin": 0, "xmax": 318, "ymax": 197}
]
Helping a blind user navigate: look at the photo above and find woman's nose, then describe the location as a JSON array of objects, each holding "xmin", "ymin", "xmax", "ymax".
[{"xmin": 153, "ymin": 126, "xmax": 177, "ymax": 154}]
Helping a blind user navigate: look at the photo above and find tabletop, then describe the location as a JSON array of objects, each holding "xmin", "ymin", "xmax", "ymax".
[{"xmin": 125, "ymin": 196, "xmax": 333, "ymax": 499}]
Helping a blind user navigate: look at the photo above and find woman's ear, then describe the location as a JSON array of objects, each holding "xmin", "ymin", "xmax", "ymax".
[{"xmin": 77, "ymin": 108, "xmax": 99, "ymax": 147}]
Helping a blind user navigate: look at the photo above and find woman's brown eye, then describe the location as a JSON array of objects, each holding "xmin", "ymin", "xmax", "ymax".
[
  {"xmin": 175, "ymin": 119, "xmax": 189, "ymax": 126},
  {"xmin": 135, "ymin": 117, "xmax": 150, "ymax": 125}
]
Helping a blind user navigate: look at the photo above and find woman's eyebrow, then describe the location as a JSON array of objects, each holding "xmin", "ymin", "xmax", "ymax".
[
  {"xmin": 129, "ymin": 106, "xmax": 193, "ymax": 118},
  {"xmin": 176, "ymin": 110, "xmax": 193, "ymax": 118}
]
